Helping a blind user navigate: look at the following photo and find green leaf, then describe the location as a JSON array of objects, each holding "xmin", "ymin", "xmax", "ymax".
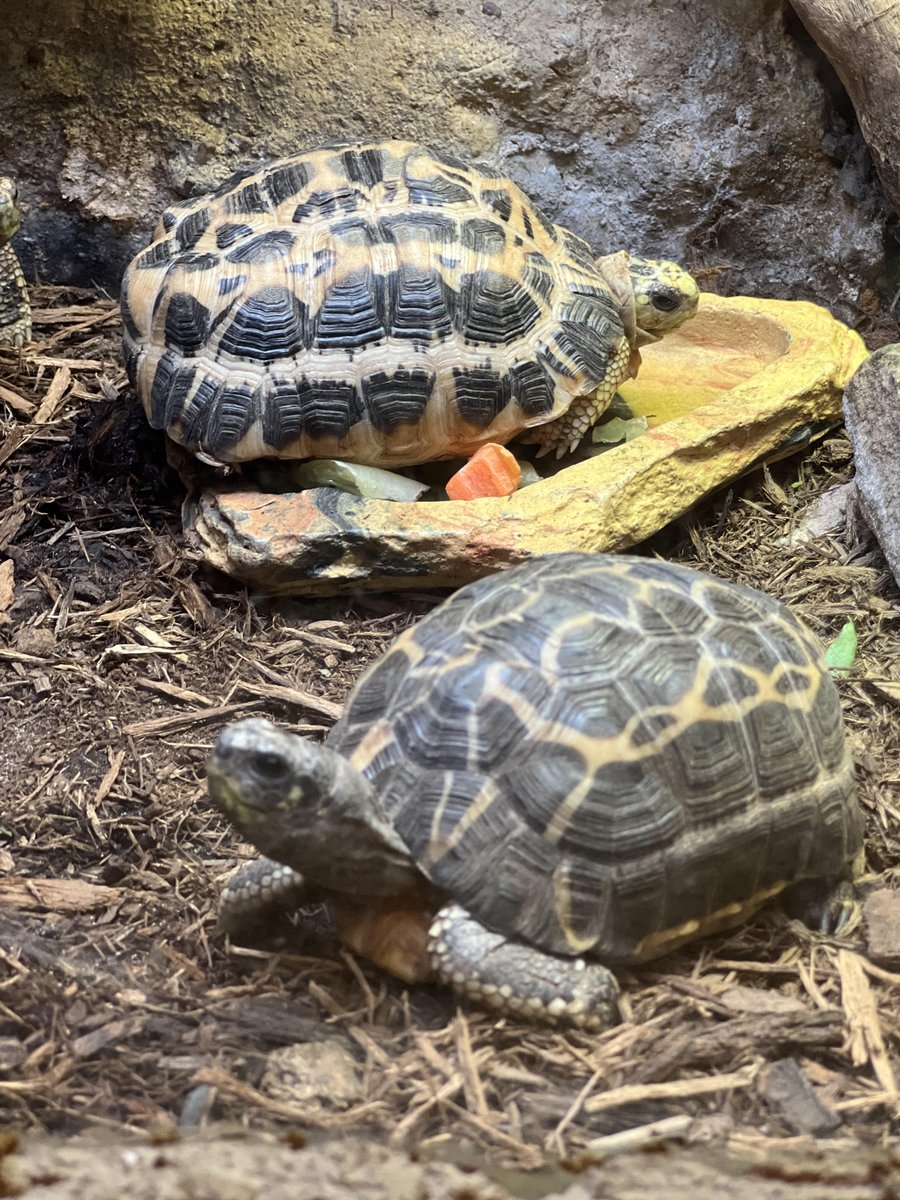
[
  {"xmin": 591, "ymin": 415, "xmax": 649, "ymax": 445},
  {"xmin": 823, "ymin": 621, "xmax": 857, "ymax": 676},
  {"xmin": 252, "ymin": 459, "xmax": 430, "ymax": 501},
  {"xmin": 514, "ymin": 459, "xmax": 542, "ymax": 488}
]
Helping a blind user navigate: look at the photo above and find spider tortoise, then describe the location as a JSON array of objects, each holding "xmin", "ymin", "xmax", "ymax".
[
  {"xmin": 208, "ymin": 552, "xmax": 863, "ymax": 1031},
  {"xmin": 0, "ymin": 177, "xmax": 30, "ymax": 352},
  {"xmin": 121, "ymin": 140, "xmax": 699, "ymax": 468}
]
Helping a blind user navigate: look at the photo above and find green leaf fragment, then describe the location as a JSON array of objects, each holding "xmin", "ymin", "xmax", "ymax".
[
  {"xmin": 823, "ymin": 620, "xmax": 857, "ymax": 676},
  {"xmin": 255, "ymin": 459, "xmax": 430, "ymax": 501},
  {"xmin": 591, "ymin": 415, "xmax": 649, "ymax": 445},
  {"xmin": 515, "ymin": 460, "xmax": 542, "ymax": 488}
]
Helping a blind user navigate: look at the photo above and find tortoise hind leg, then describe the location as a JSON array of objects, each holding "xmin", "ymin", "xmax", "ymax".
[
  {"xmin": 785, "ymin": 845, "xmax": 865, "ymax": 937},
  {"xmin": 0, "ymin": 243, "xmax": 31, "ymax": 357},
  {"xmin": 785, "ymin": 876, "xmax": 860, "ymax": 937},
  {"xmin": 427, "ymin": 903, "xmax": 620, "ymax": 1031}
]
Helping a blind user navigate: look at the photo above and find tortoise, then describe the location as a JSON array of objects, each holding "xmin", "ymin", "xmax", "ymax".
[
  {"xmin": 207, "ymin": 552, "xmax": 863, "ymax": 1030},
  {"xmin": 121, "ymin": 140, "xmax": 699, "ymax": 468},
  {"xmin": 0, "ymin": 177, "xmax": 31, "ymax": 352}
]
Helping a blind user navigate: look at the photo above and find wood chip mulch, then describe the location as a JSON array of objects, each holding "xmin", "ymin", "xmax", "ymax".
[{"xmin": 0, "ymin": 287, "xmax": 898, "ymax": 1168}]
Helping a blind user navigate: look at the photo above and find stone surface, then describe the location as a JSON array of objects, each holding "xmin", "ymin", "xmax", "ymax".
[
  {"xmin": 184, "ymin": 294, "xmax": 867, "ymax": 595},
  {"xmin": 792, "ymin": 0, "xmax": 900, "ymax": 215},
  {"xmin": 0, "ymin": 0, "xmax": 887, "ymax": 318},
  {"xmin": 789, "ymin": 481, "xmax": 854, "ymax": 545},
  {"xmin": 756, "ymin": 1058, "xmax": 842, "ymax": 1137},
  {"xmin": 2, "ymin": 1129, "xmax": 899, "ymax": 1199},
  {"xmin": 842, "ymin": 345, "xmax": 900, "ymax": 588},
  {"xmin": 261, "ymin": 1040, "xmax": 363, "ymax": 1109},
  {"xmin": 863, "ymin": 888, "xmax": 900, "ymax": 963}
]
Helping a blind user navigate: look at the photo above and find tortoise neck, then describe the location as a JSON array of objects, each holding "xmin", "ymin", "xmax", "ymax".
[
  {"xmin": 593, "ymin": 250, "xmax": 637, "ymax": 344},
  {"xmin": 292, "ymin": 748, "xmax": 424, "ymax": 898}
]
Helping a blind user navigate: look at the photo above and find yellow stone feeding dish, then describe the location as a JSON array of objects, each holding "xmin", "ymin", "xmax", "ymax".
[{"xmin": 184, "ymin": 294, "xmax": 867, "ymax": 595}]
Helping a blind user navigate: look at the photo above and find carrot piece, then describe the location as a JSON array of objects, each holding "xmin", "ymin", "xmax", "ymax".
[{"xmin": 445, "ymin": 443, "xmax": 522, "ymax": 500}]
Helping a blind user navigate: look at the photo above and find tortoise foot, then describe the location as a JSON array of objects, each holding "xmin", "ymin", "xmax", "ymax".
[
  {"xmin": 218, "ymin": 855, "xmax": 315, "ymax": 937},
  {"xmin": 786, "ymin": 876, "xmax": 860, "ymax": 937},
  {"xmin": 428, "ymin": 903, "xmax": 620, "ymax": 1031}
]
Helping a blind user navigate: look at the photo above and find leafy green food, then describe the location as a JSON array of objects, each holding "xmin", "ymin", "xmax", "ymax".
[
  {"xmin": 591, "ymin": 415, "xmax": 649, "ymax": 445},
  {"xmin": 823, "ymin": 621, "xmax": 858, "ymax": 677},
  {"xmin": 252, "ymin": 459, "xmax": 430, "ymax": 502}
]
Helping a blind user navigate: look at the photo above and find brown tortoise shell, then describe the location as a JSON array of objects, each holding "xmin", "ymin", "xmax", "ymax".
[
  {"xmin": 324, "ymin": 552, "xmax": 862, "ymax": 963},
  {"xmin": 120, "ymin": 141, "xmax": 637, "ymax": 468}
]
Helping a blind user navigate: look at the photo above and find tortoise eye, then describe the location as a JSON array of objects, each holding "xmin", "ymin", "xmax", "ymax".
[
  {"xmin": 251, "ymin": 750, "xmax": 289, "ymax": 781},
  {"xmin": 651, "ymin": 291, "xmax": 680, "ymax": 313}
]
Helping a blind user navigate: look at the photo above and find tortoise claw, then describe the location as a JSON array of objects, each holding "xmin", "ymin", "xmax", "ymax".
[
  {"xmin": 817, "ymin": 880, "xmax": 860, "ymax": 937},
  {"xmin": 786, "ymin": 876, "xmax": 860, "ymax": 939}
]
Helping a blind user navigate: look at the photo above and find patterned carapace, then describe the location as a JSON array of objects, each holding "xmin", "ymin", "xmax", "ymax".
[
  {"xmin": 211, "ymin": 553, "xmax": 862, "ymax": 1029},
  {"xmin": 122, "ymin": 142, "xmax": 698, "ymax": 467}
]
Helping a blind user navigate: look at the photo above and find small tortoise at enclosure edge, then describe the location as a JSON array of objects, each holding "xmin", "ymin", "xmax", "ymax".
[
  {"xmin": 208, "ymin": 553, "xmax": 864, "ymax": 1030},
  {"xmin": 0, "ymin": 177, "xmax": 31, "ymax": 352},
  {"xmin": 121, "ymin": 141, "xmax": 698, "ymax": 468}
]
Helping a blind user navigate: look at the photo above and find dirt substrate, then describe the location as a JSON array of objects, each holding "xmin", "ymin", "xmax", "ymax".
[{"xmin": 1, "ymin": 289, "xmax": 900, "ymax": 1195}]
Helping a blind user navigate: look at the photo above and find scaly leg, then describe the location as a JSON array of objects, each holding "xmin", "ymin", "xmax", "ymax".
[
  {"xmin": 527, "ymin": 339, "xmax": 631, "ymax": 459},
  {"xmin": 218, "ymin": 856, "xmax": 331, "ymax": 941},
  {"xmin": 785, "ymin": 867, "xmax": 862, "ymax": 937},
  {"xmin": 0, "ymin": 242, "xmax": 31, "ymax": 356},
  {"xmin": 427, "ymin": 902, "xmax": 620, "ymax": 1031}
]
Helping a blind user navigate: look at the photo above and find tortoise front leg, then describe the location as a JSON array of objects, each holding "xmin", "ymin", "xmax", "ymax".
[
  {"xmin": 427, "ymin": 903, "xmax": 620, "ymax": 1031},
  {"xmin": 218, "ymin": 856, "xmax": 323, "ymax": 940},
  {"xmin": 527, "ymin": 340, "xmax": 631, "ymax": 459}
]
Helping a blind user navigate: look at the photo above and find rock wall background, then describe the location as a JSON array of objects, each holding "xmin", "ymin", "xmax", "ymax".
[{"xmin": 0, "ymin": 0, "xmax": 890, "ymax": 323}]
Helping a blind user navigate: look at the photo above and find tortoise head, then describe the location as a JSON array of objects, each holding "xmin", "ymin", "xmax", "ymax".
[
  {"xmin": 0, "ymin": 177, "xmax": 22, "ymax": 245},
  {"xmin": 207, "ymin": 718, "xmax": 419, "ymax": 896},
  {"xmin": 627, "ymin": 256, "xmax": 699, "ymax": 338},
  {"xmin": 594, "ymin": 251, "xmax": 699, "ymax": 349}
]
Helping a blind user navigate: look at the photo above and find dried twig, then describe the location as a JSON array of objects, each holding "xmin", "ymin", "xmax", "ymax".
[{"xmin": 585, "ymin": 1067, "xmax": 759, "ymax": 1114}]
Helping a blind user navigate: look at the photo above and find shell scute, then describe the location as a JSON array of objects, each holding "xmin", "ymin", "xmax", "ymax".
[
  {"xmin": 451, "ymin": 367, "xmax": 512, "ymax": 428},
  {"xmin": 215, "ymin": 222, "xmax": 254, "ymax": 250},
  {"xmin": 175, "ymin": 208, "xmax": 213, "ymax": 251},
  {"xmin": 223, "ymin": 180, "xmax": 271, "ymax": 216},
  {"xmin": 261, "ymin": 161, "xmax": 311, "ymax": 205},
  {"xmin": 290, "ymin": 187, "xmax": 361, "ymax": 223},
  {"xmin": 223, "ymin": 230, "xmax": 296, "ymax": 265},
  {"xmin": 480, "ymin": 187, "xmax": 513, "ymax": 223},
  {"xmin": 508, "ymin": 359, "xmax": 555, "ymax": 416},
  {"xmin": 390, "ymin": 266, "xmax": 456, "ymax": 341},
  {"xmin": 216, "ymin": 286, "xmax": 306, "ymax": 362},
  {"xmin": 457, "ymin": 268, "xmax": 542, "ymax": 345},
  {"xmin": 133, "ymin": 242, "xmax": 173, "ymax": 271},
  {"xmin": 314, "ymin": 267, "xmax": 386, "ymax": 349},
  {"xmin": 459, "ymin": 217, "xmax": 508, "ymax": 254},
  {"xmin": 404, "ymin": 171, "xmax": 475, "ymax": 208},
  {"xmin": 294, "ymin": 378, "xmax": 362, "ymax": 440},
  {"xmin": 362, "ymin": 369, "xmax": 434, "ymax": 433}
]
